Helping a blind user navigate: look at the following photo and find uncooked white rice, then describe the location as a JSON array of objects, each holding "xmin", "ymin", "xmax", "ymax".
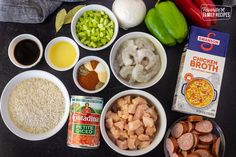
[{"xmin": 8, "ymin": 78, "xmax": 65, "ymax": 134}]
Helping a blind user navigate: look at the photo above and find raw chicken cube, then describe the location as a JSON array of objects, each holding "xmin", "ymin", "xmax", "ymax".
[
  {"xmin": 142, "ymin": 116, "xmax": 154, "ymax": 128},
  {"xmin": 116, "ymin": 140, "xmax": 128, "ymax": 150},
  {"xmin": 128, "ymin": 115, "xmax": 133, "ymax": 122},
  {"xmin": 135, "ymin": 126, "xmax": 144, "ymax": 135},
  {"xmin": 106, "ymin": 118, "xmax": 113, "ymax": 129},
  {"xmin": 128, "ymin": 119, "xmax": 142, "ymax": 131},
  {"xmin": 132, "ymin": 96, "xmax": 147, "ymax": 105},
  {"xmin": 143, "ymin": 112, "xmax": 151, "ymax": 118},
  {"xmin": 128, "ymin": 104, "xmax": 137, "ymax": 114},
  {"xmin": 117, "ymin": 98, "xmax": 127, "ymax": 108},
  {"xmin": 133, "ymin": 105, "xmax": 144, "ymax": 120},
  {"xmin": 146, "ymin": 106, "xmax": 158, "ymax": 121},
  {"xmin": 124, "ymin": 96, "xmax": 131, "ymax": 104},
  {"xmin": 128, "ymin": 130, "xmax": 135, "ymax": 136},
  {"xmin": 114, "ymin": 121, "xmax": 125, "ymax": 131},
  {"xmin": 138, "ymin": 134, "xmax": 150, "ymax": 141},
  {"xmin": 106, "ymin": 111, "xmax": 120, "ymax": 122},
  {"xmin": 145, "ymin": 126, "xmax": 157, "ymax": 136},
  {"xmin": 138, "ymin": 141, "xmax": 151, "ymax": 149},
  {"xmin": 128, "ymin": 137, "xmax": 137, "ymax": 150},
  {"xmin": 124, "ymin": 124, "xmax": 129, "ymax": 130},
  {"xmin": 107, "ymin": 131, "xmax": 116, "ymax": 143},
  {"xmin": 119, "ymin": 131, "xmax": 128, "ymax": 140},
  {"xmin": 110, "ymin": 127, "xmax": 120, "ymax": 139}
]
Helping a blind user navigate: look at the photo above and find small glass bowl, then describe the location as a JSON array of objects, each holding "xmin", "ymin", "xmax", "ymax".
[{"xmin": 164, "ymin": 115, "xmax": 225, "ymax": 157}]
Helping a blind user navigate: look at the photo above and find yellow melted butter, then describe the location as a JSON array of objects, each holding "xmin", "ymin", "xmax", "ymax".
[{"xmin": 49, "ymin": 41, "xmax": 76, "ymax": 68}]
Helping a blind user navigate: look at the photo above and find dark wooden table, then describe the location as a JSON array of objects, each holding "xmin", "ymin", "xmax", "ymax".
[{"xmin": 0, "ymin": 1, "xmax": 235, "ymax": 157}]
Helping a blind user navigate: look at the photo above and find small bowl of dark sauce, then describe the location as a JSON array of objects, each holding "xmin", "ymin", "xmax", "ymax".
[{"xmin": 8, "ymin": 34, "xmax": 43, "ymax": 68}]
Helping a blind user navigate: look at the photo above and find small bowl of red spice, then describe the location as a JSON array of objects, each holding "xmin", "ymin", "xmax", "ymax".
[{"xmin": 73, "ymin": 56, "xmax": 110, "ymax": 93}]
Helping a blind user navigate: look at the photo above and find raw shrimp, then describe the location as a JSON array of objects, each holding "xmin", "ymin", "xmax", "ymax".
[
  {"xmin": 117, "ymin": 53, "xmax": 124, "ymax": 67},
  {"xmin": 117, "ymin": 40, "xmax": 136, "ymax": 67},
  {"xmin": 119, "ymin": 40, "xmax": 136, "ymax": 52},
  {"xmin": 132, "ymin": 64, "xmax": 159, "ymax": 83},
  {"xmin": 136, "ymin": 49, "xmax": 158, "ymax": 70},
  {"xmin": 119, "ymin": 66, "xmax": 134, "ymax": 79},
  {"xmin": 121, "ymin": 44, "xmax": 138, "ymax": 66},
  {"xmin": 134, "ymin": 37, "xmax": 155, "ymax": 52}
]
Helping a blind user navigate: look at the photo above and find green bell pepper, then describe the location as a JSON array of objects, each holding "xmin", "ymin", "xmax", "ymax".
[{"xmin": 145, "ymin": 1, "xmax": 188, "ymax": 46}]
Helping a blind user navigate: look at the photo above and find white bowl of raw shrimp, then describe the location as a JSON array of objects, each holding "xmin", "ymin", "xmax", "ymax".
[
  {"xmin": 100, "ymin": 90, "xmax": 167, "ymax": 156},
  {"xmin": 110, "ymin": 32, "xmax": 167, "ymax": 89}
]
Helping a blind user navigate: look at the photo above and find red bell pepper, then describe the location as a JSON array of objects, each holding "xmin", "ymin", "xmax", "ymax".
[{"xmin": 174, "ymin": 0, "xmax": 217, "ymax": 28}]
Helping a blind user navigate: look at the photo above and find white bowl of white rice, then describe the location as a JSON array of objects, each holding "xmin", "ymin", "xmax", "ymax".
[{"xmin": 0, "ymin": 70, "xmax": 70, "ymax": 141}]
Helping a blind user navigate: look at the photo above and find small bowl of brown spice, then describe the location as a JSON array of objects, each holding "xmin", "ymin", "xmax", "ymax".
[{"xmin": 73, "ymin": 56, "xmax": 110, "ymax": 93}]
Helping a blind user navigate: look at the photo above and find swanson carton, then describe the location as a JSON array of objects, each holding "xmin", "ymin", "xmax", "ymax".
[{"xmin": 172, "ymin": 26, "xmax": 229, "ymax": 118}]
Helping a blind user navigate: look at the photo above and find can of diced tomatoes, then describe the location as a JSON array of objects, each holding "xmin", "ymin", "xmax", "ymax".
[{"xmin": 67, "ymin": 95, "xmax": 103, "ymax": 148}]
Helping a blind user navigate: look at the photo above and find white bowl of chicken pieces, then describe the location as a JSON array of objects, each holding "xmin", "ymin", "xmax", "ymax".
[{"xmin": 100, "ymin": 90, "xmax": 167, "ymax": 156}]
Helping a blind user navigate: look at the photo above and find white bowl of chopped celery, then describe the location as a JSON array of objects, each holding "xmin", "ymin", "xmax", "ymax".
[{"xmin": 71, "ymin": 4, "xmax": 119, "ymax": 51}]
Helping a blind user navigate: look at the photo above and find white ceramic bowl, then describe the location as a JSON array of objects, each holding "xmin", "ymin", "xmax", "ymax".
[
  {"xmin": 71, "ymin": 4, "xmax": 119, "ymax": 51},
  {"xmin": 164, "ymin": 115, "xmax": 225, "ymax": 157},
  {"xmin": 8, "ymin": 34, "xmax": 43, "ymax": 69},
  {"xmin": 100, "ymin": 90, "xmax": 167, "ymax": 156},
  {"xmin": 45, "ymin": 36, "xmax": 80, "ymax": 71},
  {"xmin": 110, "ymin": 32, "xmax": 167, "ymax": 89},
  {"xmin": 73, "ymin": 56, "xmax": 110, "ymax": 94},
  {"xmin": 0, "ymin": 70, "xmax": 70, "ymax": 141}
]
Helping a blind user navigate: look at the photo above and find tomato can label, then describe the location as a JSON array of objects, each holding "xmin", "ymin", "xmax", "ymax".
[{"xmin": 67, "ymin": 96, "xmax": 103, "ymax": 148}]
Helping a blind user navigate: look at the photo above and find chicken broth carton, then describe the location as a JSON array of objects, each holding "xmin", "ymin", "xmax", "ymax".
[{"xmin": 172, "ymin": 26, "xmax": 229, "ymax": 118}]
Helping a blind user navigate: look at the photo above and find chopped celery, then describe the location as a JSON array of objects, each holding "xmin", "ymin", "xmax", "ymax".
[{"xmin": 76, "ymin": 10, "xmax": 115, "ymax": 48}]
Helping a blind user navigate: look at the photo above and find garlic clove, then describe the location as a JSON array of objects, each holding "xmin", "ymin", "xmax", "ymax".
[
  {"xmin": 95, "ymin": 63, "xmax": 106, "ymax": 73},
  {"xmin": 84, "ymin": 61, "xmax": 93, "ymax": 71},
  {"xmin": 98, "ymin": 71, "xmax": 108, "ymax": 83}
]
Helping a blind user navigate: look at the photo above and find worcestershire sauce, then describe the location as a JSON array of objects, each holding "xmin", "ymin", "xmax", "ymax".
[{"xmin": 14, "ymin": 39, "xmax": 40, "ymax": 65}]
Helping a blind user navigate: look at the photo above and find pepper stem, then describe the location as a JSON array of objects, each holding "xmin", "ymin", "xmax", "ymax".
[{"xmin": 155, "ymin": 0, "xmax": 161, "ymax": 7}]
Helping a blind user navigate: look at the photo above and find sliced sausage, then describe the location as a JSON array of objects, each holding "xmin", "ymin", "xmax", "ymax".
[
  {"xmin": 166, "ymin": 137, "xmax": 178, "ymax": 154},
  {"xmin": 177, "ymin": 133, "xmax": 194, "ymax": 151},
  {"xmin": 194, "ymin": 149, "xmax": 211, "ymax": 157},
  {"xmin": 212, "ymin": 137, "xmax": 221, "ymax": 157},
  {"xmin": 199, "ymin": 133, "xmax": 213, "ymax": 144},
  {"xmin": 193, "ymin": 134, "xmax": 199, "ymax": 148},
  {"xmin": 171, "ymin": 152, "xmax": 184, "ymax": 157},
  {"xmin": 187, "ymin": 115, "xmax": 203, "ymax": 122},
  {"xmin": 187, "ymin": 121, "xmax": 194, "ymax": 132},
  {"xmin": 197, "ymin": 144, "xmax": 210, "ymax": 149},
  {"xmin": 171, "ymin": 122, "xmax": 187, "ymax": 138},
  {"xmin": 195, "ymin": 120, "xmax": 213, "ymax": 134},
  {"xmin": 186, "ymin": 153, "xmax": 201, "ymax": 157},
  {"xmin": 181, "ymin": 150, "xmax": 189, "ymax": 157},
  {"xmin": 192, "ymin": 130, "xmax": 201, "ymax": 136}
]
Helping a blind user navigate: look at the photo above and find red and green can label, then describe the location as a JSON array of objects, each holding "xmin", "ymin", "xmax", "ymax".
[{"xmin": 67, "ymin": 96, "xmax": 103, "ymax": 148}]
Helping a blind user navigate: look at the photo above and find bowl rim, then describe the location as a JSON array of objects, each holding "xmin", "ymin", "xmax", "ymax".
[
  {"xmin": 8, "ymin": 34, "xmax": 43, "ymax": 69},
  {"xmin": 0, "ymin": 70, "xmax": 70, "ymax": 141},
  {"xmin": 71, "ymin": 4, "xmax": 119, "ymax": 51},
  {"xmin": 44, "ymin": 36, "xmax": 80, "ymax": 71},
  {"xmin": 163, "ymin": 115, "xmax": 226, "ymax": 157},
  {"xmin": 72, "ymin": 56, "xmax": 110, "ymax": 94},
  {"xmin": 109, "ymin": 32, "xmax": 167, "ymax": 89},
  {"xmin": 100, "ymin": 90, "xmax": 167, "ymax": 156}
]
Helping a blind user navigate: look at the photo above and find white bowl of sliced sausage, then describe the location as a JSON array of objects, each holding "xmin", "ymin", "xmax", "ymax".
[
  {"xmin": 100, "ymin": 90, "xmax": 167, "ymax": 156},
  {"xmin": 164, "ymin": 115, "xmax": 225, "ymax": 157}
]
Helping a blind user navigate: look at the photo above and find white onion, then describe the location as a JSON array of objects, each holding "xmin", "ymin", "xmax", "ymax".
[{"xmin": 112, "ymin": 0, "xmax": 146, "ymax": 30}]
